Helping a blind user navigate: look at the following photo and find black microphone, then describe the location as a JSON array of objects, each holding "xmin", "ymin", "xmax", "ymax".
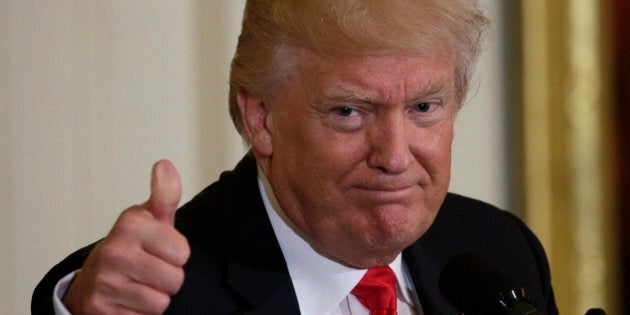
[{"xmin": 438, "ymin": 252, "xmax": 542, "ymax": 315}]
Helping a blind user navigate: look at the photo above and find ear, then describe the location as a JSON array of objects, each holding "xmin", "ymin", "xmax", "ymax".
[{"xmin": 237, "ymin": 87, "xmax": 273, "ymax": 157}]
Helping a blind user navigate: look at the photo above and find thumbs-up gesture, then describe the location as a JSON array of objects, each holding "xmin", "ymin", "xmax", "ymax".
[{"xmin": 63, "ymin": 160, "xmax": 191, "ymax": 314}]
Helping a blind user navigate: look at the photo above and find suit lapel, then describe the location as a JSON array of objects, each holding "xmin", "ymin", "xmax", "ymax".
[
  {"xmin": 402, "ymin": 195, "xmax": 461, "ymax": 315},
  {"xmin": 403, "ymin": 244, "xmax": 443, "ymax": 314},
  {"xmin": 226, "ymin": 262, "xmax": 300, "ymax": 314},
  {"xmin": 221, "ymin": 155, "xmax": 301, "ymax": 314}
]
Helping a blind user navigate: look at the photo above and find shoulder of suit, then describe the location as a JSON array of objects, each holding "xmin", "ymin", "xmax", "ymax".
[
  {"xmin": 440, "ymin": 192, "xmax": 522, "ymax": 224},
  {"xmin": 430, "ymin": 192, "xmax": 532, "ymax": 242}
]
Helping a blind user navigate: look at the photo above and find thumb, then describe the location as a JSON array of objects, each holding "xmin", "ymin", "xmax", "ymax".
[{"xmin": 147, "ymin": 159, "xmax": 182, "ymax": 225}]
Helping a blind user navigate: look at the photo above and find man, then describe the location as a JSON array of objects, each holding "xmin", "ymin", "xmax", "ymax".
[{"xmin": 33, "ymin": 1, "xmax": 558, "ymax": 314}]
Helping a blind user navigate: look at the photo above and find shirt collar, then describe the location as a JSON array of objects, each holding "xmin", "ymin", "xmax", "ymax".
[{"xmin": 257, "ymin": 168, "xmax": 415, "ymax": 315}]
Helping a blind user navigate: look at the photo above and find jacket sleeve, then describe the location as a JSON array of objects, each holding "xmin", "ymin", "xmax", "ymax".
[{"xmin": 31, "ymin": 242, "xmax": 98, "ymax": 315}]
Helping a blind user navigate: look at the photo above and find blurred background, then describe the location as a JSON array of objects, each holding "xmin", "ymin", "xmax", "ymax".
[{"xmin": 0, "ymin": 1, "xmax": 626, "ymax": 314}]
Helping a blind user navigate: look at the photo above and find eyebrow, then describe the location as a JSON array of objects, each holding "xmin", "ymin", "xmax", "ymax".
[
  {"xmin": 322, "ymin": 77, "xmax": 453, "ymax": 104},
  {"xmin": 322, "ymin": 90, "xmax": 379, "ymax": 104}
]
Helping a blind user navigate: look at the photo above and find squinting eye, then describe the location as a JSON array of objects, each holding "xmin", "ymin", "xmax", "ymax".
[
  {"xmin": 415, "ymin": 103, "xmax": 434, "ymax": 113},
  {"xmin": 334, "ymin": 107, "xmax": 355, "ymax": 116}
]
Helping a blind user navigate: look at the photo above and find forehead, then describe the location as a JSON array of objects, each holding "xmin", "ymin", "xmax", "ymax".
[{"xmin": 294, "ymin": 49, "xmax": 457, "ymax": 102}]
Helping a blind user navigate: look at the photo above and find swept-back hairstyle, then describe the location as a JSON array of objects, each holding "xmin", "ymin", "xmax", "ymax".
[{"xmin": 229, "ymin": 0, "xmax": 488, "ymax": 138}]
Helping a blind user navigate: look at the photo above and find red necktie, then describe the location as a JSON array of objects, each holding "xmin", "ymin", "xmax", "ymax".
[{"xmin": 351, "ymin": 266, "xmax": 398, "ymax": 315}]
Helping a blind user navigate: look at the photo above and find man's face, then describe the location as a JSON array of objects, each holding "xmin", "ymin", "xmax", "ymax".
[{"xmin": 246, "ymin": 50, "xmax": 457, "ymax": 268}]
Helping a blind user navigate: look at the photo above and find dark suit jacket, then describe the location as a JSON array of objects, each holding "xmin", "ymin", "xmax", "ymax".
[{"xmin": 32, "ymin": 155, "xmax": 558, "ymax": 314}]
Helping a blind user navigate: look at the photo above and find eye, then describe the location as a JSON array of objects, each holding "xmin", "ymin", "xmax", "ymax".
[
  {"xmin": 408, "ymin": 101, "xmax": 445, "ymax": 126},
  {"xmin": 414, "ymin": 102, "xmax": 435, "ymax": 113},
  {"xmin": 327, "ymin": 106, "xmax": 365, "ymax": 131},
  {"xmin": 334, "ymin": 106, "xmax": 356, "ymax": 116}
]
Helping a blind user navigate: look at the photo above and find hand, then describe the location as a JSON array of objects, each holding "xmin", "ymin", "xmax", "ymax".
[{"xmin": 63, "ymin": 160, "xmax": 191, "ymax": 314}]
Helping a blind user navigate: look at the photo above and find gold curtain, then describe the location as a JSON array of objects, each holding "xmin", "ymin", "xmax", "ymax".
[{"xmin": 517, "ymin": 0, "xmax": 620, "ymax": 314}]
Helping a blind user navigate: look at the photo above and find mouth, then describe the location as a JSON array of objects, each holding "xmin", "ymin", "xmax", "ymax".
[
  {"xmin": 357, "ymin": 183, "xmax": 417, "ymax": 191},
  {"xmin": 351, "ymin": 184, "xmax": 420, "ymax": 201}
]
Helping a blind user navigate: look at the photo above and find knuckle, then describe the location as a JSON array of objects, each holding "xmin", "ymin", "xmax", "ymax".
[
  {"xmin": 175, "ymin": 238, "xmax": 191, "ymax": 266},
  {"xmin": 114, "ymin": 210, "xmax": 145, "ymax": 234},
  {"xmin": 152, "ymin": 293, "xmax": 171, "ymax": 314},
  {"xmin": 166, "ymin": 268, "xmax": 185, "ymax": 294},
  {"xmin": 99, "ymin": 245, "xmax": 124, "ymax": 266},
  {"xmin": 159, "ymin": 228, "xmax": 190, "ymax": 266}
]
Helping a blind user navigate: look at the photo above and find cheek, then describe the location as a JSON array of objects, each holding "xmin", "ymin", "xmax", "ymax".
[
  {"xmin": 293, "ymin": 123, "xmax": 368, "ymax": 171},
  {"xmin": 272, "ymin": 117, "xmax": 368, "ymax": 204},
  {"xmin": 413, "ymin": 122, "xmax": 454, "ymax": 166},
  {"xmin": 297, "ymin": 135, "xmax": 368, "ymax": 198}
]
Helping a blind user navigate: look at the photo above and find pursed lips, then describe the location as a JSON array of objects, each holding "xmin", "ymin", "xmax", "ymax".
[
  {"xmin": 351, "ymin": 182, "xmax": 421, "ymax": 201},
  {"xmin": 357, "ymin": 183, "xmax": 418, "ymax": 191},
  {"xmin": 352, "ymin": 175, "xmax": 425, "ymax": 191}
]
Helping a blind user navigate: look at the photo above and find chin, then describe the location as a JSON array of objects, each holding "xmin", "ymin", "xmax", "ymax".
[
  {"xmin": 318, "ymin": 225, "xmax": 417, "ymax": 269},
  {"xmin": 375, "ymin": 231, "xmax": 419, "ymax": 254},
  {"xmin": 370, "ymin": 206, "xmax": 432, "ymax": 243},
  {"xmin": 343, "ymin": 229, "xmax": 419, "ymax": 268}
]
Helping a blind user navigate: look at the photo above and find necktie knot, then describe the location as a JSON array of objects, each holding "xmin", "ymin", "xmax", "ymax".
[{"xmin": 351, "ymin": 266, "xmax": 398, "ymax": 315}]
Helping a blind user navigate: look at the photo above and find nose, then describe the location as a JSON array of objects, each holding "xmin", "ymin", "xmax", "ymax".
[{"xmin": 366, "ymin": 111, "xmax": 413, "ymax": 174}]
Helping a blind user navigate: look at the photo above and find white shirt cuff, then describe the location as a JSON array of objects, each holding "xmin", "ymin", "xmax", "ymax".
[{"xmin": 52, "ymin": 270, "xmax": 78, "ymax": 315}]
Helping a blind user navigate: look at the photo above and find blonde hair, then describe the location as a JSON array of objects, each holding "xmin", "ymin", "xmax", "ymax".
[{"xmin": 229, "ymin": 0, "xmax": 489, "ymax": 137}]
